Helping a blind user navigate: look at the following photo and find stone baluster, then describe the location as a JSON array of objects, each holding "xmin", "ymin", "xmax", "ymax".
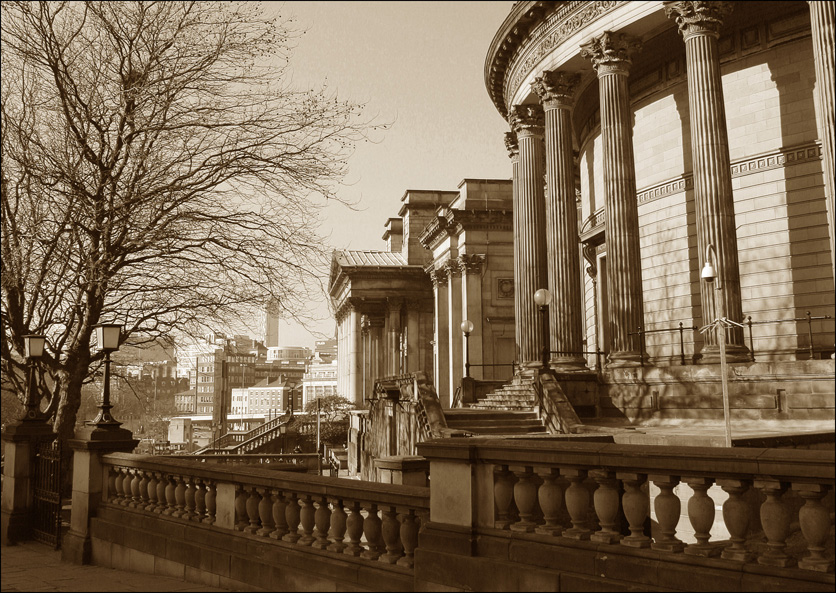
[
  {"xmin": 204, "ymin": 481, "xmax": 216, "ymax": 525},
  {"xmin": 244, "ymin": 488, "xmax": 261, "ymax": 533},
  {"xmin": 313, "ymin": 497, "xmax": 332, "ymax": 550},
  {"xmin": 755, "ymin": 480, "xmax": 794, "ymax": 567},
  {"xmin": 155, "ymin": 473, "xmax": 168, "ymax": 515},
  {"xmin": 590, "ymin": 470, "xmax": 621, "ymax": 544},
  {"xmin": 282, "ymin": 493, "xmax": 301, "ymax": 544},
  {"xmin": 532, "ymin": 69, "xmax": 587, "ymax": 370},
  {"xmin": 270, "ymin": 490, "xmax": 288, "ymax": 540},
  {"xmin": 683, "ymin": 477, "xmax": 719, "ymax": 557},
  {"xmin": 106, "ymin": 466, "xmax": 118, "ymax": 503},
  {"xmin": 163, "ymin": 475, "xmax": 177, "ymax": 516},
  {"xmin": 379, "ymin": 506, "xmax": 404, "ymax": 564},
  {"xmin": 562, "ymin": 468, "xmax": 592, "ymax": 540},
  {"xmin": 193, "ymin": 480, "xmax": 206, "ymax": 522},
  {"xmin": 717, "ymin": 478, "xmax": 753, "ymax": 562},
  {"xmin": 398, "ymin": 510, "xmax": 419, "ymax": 569},
  {"xmin": 494, "ymin": 465, "xmax": 516, "ymax": 530},
  {"xmin": 508, "ymin": 104, "xmax": 549, "ymax": 367},
  {"xmin": 128, "ymin": 470, "xmax": 141, "ymax": 508},
  {"xmin": 183, "ymin": 478, "xmax": 197, "ymax": 521},
  {"xmin": 619, "ymin": 473, "xmax": 651, "ymax": 548},
  {"xmin": 664, "ymin": 0, "xmax": 749, "ymax": 361},
  {"xmin": 510, "ymin": 467, "xmax": 540, "ymax": 533},
  {"xmin": 298, "ymin": 495, "xmax": 316, "ymax": 545},
  {"xmin": 650, "ymin": 475, "xmax": 685, "ymax": 552},
  {"xmin": 112, "ymin": 467, "xmax": 125, "ymax": 504},
  {"xmin": 793, "ymin": 483, "xmax": 834, "ymax": 572},
  {"xmin": 173, "ymin": 475, "xmax": 187, "ymax": 518},
  {"xmin": 327, "ymin": 499, "xmax": 347, "ymax": 553},
  {"xmin": 344, "ymin": 501, "xmax": 364, "ymax": 556},
  {"xmin": 145, "ymin": 472, "xmax": 158, "ymax": 512},
  {"xmin": 535, "ymin": 468, "xmax": 564, "ymax": 536},
  {"xmin": 136, "ymin": 471, "xmax": 149, "ymax": 509},
  {"xmin": 234, "ymin": 485, "xmax": 248, "ymax": 530},
  {"xmin": 580, "ymin": 30, "xmax": 646, "ymax": 366},
  {"xmin": 363, "ymin": 504, "xmax": 385, "ymax": 561},
  {"xmin": 256, "ymin": 488, "xmax": 275, "ymax": 537}
]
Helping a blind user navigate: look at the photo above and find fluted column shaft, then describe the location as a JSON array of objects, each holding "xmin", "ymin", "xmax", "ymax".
[
  {"xmin": 666, "ymin": 1, "xmax": 749, "ymax": 362},
  {"xmin": 506, "ymin": 132, "xmax": 523, "ymax": 364},
  {"xmin": 809, "ymin": 0, "xmax": 836, "ymax": 287},
  {"xmin": 431, "ymin": 271, "xmax": 450, "ymax": 406},
  {"xmin": 581, "ymin": 32, "xmax": 645, "ymax": 366},
  {"xmin": 510, "ymin": 106, "xmax": 549, "ymax": 366},
  {"xmin": 534, "ymin": 71, "xmax": 586, "ymax": 370}
]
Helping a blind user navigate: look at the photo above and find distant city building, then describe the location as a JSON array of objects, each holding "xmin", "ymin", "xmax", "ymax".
[
  {"xmin": 313, "ymin": 338, "xmax": 338, "ymax": 363},
  {"xmin": 231, "ymin": 377, "xmax": 301, "ymax": 417},
  {"xmin": 302, "ymin": 359, "xmax": 338, "ymax": 407},
  {"xmin": 266, "ymin": 345, "xmax": 311, "ymax": 365},
  {"xmin": 258, "ymin": 300, "xmax": 281, "ymax": 348}
]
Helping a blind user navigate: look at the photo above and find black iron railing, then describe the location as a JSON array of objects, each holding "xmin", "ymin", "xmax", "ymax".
[{"xmin": 742, "ymin": 311, "xmax": 833, "ymax": 360}]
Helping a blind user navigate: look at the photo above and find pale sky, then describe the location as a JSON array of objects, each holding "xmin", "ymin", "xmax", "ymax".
[{"xmin": 264, "ymin": 1, "xmax": 515, "ymax": 347}]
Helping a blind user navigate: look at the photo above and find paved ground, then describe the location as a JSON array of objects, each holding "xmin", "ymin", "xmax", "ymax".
[{"xmin": 1, "ymin": 540, "xmax": 235, "ymax": 592}]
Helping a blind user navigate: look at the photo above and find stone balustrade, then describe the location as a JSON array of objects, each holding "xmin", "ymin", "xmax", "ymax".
[
  {"xmin": 100, "ymin": 453, "xmax": 429, "ymax": 571},
  {"xmin": 417, "ymin": 439, "xmax": 835, "ymax": 585}
]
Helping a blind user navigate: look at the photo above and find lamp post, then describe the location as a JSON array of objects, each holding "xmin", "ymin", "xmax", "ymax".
[
  {"xmin": 460, "ymin": 320, "xmax": 474, "ymax": 378},
  {"xmin": 701, "ymin": 244, "xmax": 732, "ymax": 448},
  {"xmin": 533, "ymin": 288, "xmax": 551, "ymax": 371},
  {"xmin": 92, "ymin": 323, "xmax": 123, "ymax": 429},
  {"xmin": 22, "ymin": 335, "xmax": 46, "ymax": 421}
]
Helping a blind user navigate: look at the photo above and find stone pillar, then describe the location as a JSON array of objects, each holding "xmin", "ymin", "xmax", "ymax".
[
  {"xmin": 533, "ymin": 70, "xmax": 587, "ymax": 370},
  {"xmin": 431, "ymin": 269, "xmax": 451, "ymax": 407},
  {"xmin": 62, "ymin": 425, "xmax": 138, "ymax": 564},
  {"xmin": 505, "ymin": 131, "xmax": 522, "ymax": 364},
  {"xmin": 665, "ymin": 1, "xmax": 749, "ymax": 362},
  {"xmin": 1, "ymin": 420, "xmax": 55, "ymax": 545},
  {"xmin": 349, "ymin": 307, "xmax": 362, "ymax": 404},
  {"xmin": 808, "ymin": 0, "xmax": 836, "ymax": 288},
  {"xmin": 509, "ymin": 105, "xmax": 549, "ymax": 367},
  {"xmin": 368, "ymin": 314, "xmax": 385, "ymax": 389},
  {"xmin": 446, "ymin": 259, "xmax": 464, "ymax": 398},
  {"xmin": 460, "ymin": 254, "xmax": 486, "ymax": 380},
  {"xmin": 386, "ymin": 298, "xmax": 402, "ymax": 376},
  {"xmin": 580, "ymin": 31, "xmax": 646, "ymax": 366}
]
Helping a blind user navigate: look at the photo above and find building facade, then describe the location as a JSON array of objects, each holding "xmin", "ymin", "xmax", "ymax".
[
  {"xmin": 301, "ymin": 359, "xmax": 339, "ymax": 408},
  {"xmin": 485, "ymin": 0, "xmax": 834, "ymax": 369}
]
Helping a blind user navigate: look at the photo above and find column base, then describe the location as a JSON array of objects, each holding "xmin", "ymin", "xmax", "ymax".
[
  {"xmin": 61, "ymin": 529, "xmax": 92, "ymax": 564},
  {"xmin": 698, "ymin": 343, "xmax": 752, "ymax": 364},
  {"xmin": 550, "ymin": 356, "xmax": 589, "ymax": 371}
]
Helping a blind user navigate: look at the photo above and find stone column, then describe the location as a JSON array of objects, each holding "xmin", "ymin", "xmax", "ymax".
[
  {"xmin": 460, "ymin": 254, "xmax": 486, "ymax": 380},
  {"xmin": 505, "ymin": 131, "xmax": 522, "ymax": 364},
  {"xmin": 446, "ymin": 260, "xmax": 464, "ymax": 398},
  {"xmin": 431, "ymin": 268, "xmax": 451, "ymax": 406},
  {"xmin": 509, "ymin": 105, "xmax": 549, "ymax": 367},
  {"xmin": 665, "ymin": 1, "xmax": 749, "ymax": 362},
  {"xmin": 580, "ymin": 31, "xmax": 646, "ymax": 366},
  {"xmin": 533, "ymin": 70, "xmax": 587, "ymax": 370},
  {"xmin": 808, "ymin": 0, "xmax": 836, "ymax": 288},
  {"xmin": 349, "ymin": 307, "xmax": 362, "ymax": 404},
  {"xmin": 386, "ymin": 298, "xmax": 402, "ymax": 376}
]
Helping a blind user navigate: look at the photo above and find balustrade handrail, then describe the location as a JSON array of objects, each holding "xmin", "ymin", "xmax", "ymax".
[
  {"xmin": 418, "ymin": 438, "xmax": 835, "ymax": 483},
  {"xmin": 102, "ymin": 452, "xmax": 430, "ymax": 508}
]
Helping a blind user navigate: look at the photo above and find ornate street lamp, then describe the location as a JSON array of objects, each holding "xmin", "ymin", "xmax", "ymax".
[
  {"xmin": 461, "ymin": 320, "xmax": 474, "ymax": 378},
  {"xmin": 22, "ymin": 335, "xmax": 46, "ymax": 421},
  {"xmin": 92, "ymin": 323, "xmax": 123, "ymax": 429},
  {"xmin": 701, "ymin": 244, "xmax": 739, "ymax": 448},
  {"xmin": 533, "ymin": 288, "xmax": 551, "ymax": 371}
]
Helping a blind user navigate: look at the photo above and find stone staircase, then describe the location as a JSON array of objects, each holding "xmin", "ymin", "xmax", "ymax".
[
  {"xmin": 468, "ymin": 373, "xmax": 538, "ymax": 411},
  {"xmin": 444, "ymin": 409, "xmax": 547, "ymax": 435},
  {"xmin": 446, "ymin": 372, "xmax": 547, "ymax": 435}
]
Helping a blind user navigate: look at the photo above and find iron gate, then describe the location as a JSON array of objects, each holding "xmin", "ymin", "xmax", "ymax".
[{"xmin": 32, "ymin": 438, "xmax": 63, "ymax": 549}]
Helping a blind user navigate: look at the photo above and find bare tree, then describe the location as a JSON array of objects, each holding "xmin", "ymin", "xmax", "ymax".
[{"xmin": 1, "ymin": 1, "xmax": 381, "ymax": 440}]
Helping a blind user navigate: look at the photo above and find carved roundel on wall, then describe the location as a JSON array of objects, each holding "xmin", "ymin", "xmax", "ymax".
[{"xmin": 497, "ymin": 278, "xmax": 514, "ymax": 299}]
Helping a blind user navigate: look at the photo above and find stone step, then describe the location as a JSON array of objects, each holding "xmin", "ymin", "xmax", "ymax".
[
  {"xmin": 446, "ymin": 418, "xmax": 543, "ymax": 429},
  {"xmin": 446, "ymin": 410, "xmax": 539, "ymax": 421}
]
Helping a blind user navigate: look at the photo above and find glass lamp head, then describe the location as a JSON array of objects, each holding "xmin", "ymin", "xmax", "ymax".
[
  {"xmin": 23, "ymin": 335, "xmax": 46, "ymax": 359},
  {"xmin": 95, "ymin": 323, "xmax": 122, "ymax": 351},
  {"xmin": 460, "ymin": 319, "xmax": 474, "ymax": 334},
  {"xmin": 533, "ymin": 288, "xmax": 551, "ymax": 307}
]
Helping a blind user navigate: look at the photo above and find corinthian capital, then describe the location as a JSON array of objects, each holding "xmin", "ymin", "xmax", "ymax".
[
  {"xmin": 458, "ymin": 254, "xmax": 485, "ymax": 275},
  {"xmin": 664, "ymin": 1, "xmax": 732, "ymax": 39},
  {"xmin": 508, "ymin": 104, "xmax": 545, "ymax": 138},
  {"xmin": 580, "ymin": 31, "xmax": 642, "ymax": 76},
  {"xmin": 532, "ymin": 70, "xmax": 581, "ymax": 109},
  {"xmin": 504, "ymin": 131, "xmax": 519, "ymax": 159}
]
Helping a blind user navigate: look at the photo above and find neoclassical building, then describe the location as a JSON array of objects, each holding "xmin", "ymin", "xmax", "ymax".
[
  {"xmin": 487, "ymin": 0, "xmax": 834, "ymax": 374},
  {"xmin": 329, "ymin": 181, "xmax": 516, "ymax": 408}
]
